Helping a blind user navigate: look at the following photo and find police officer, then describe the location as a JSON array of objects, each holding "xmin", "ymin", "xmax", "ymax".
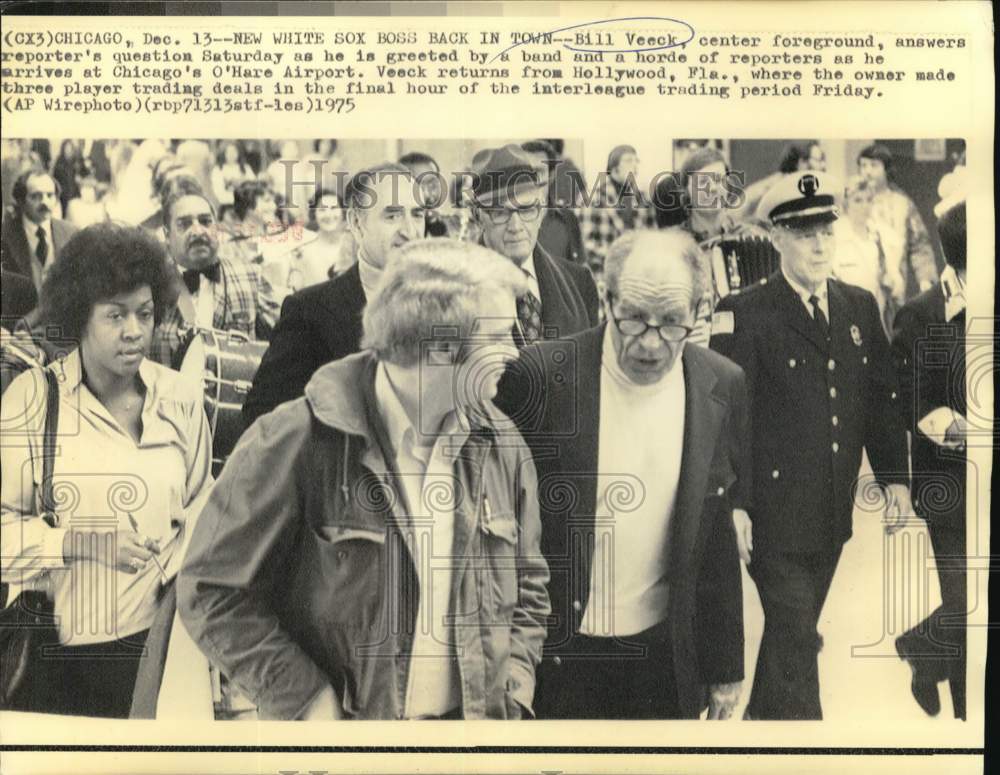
[{"xmin": 710, "ymin": 171, "xmax": 913, "ymax": 720}]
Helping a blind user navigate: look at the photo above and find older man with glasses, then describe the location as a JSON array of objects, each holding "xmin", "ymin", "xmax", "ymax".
[
  {"xmin": 471, "ymin": 144, "xmax": 598, "ymax": 346},
  {"xmin": 711, "ymin": 170, "xmax": 912, "ymax": 720},
  {"xmin": 496, "ymin": 228, "xmax": 750, "ymax": 720}
]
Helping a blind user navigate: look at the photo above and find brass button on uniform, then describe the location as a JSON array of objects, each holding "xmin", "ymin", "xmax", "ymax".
[
  {"xmin": 572, "ymin": 600, "xmax": 582, "ymax": 612},
  {"xmin": 832, "ymin": 416, "xmax": 839, "ymax": 426},
  {"xmin": 771, "ymin": 469, "xmax": 780, "ymax": 479},
  {"xmin": 830, "ymin": 387, "xmax": 837, "ymax": 398},
  {"xmin": 717, "ymin": 486, "xmax": 725, "ymax": 496},
  {"xmin": 832, "ymin": 442, "xmax": 839, "ymax": 453},
  {"xmin": 863, "ymin": 356, "xmax": 868, "ymax": 365},
  {"xmin": 553, "ymin": 656, "xmax": 562, "ymax": 666},
  {"xmin": 788, "ymin": 358, "xmax": 797, "ymax": 368}
]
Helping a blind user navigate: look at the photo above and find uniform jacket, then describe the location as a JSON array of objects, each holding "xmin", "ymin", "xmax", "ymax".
[
  {"xmin": 495, "ymin": 326, "xmax": 748, "ymax": 718},
  {"xmin": 242, "ymin": 263, "xmax": 363, "ymax": 425},
  {"xmin": 0, "ymin": 214, "xmax": 77, "ymax": 285},
  {"xmin": 891, "ymin": 284, "xmax": 965, "ymax": 523},
  {"xmin": 178, "ymin": 351, "xmax": 550, "ymax": 720},
  {"xmin": 711, "ymin": 272, "xmax": 909, "ymax": 553}
]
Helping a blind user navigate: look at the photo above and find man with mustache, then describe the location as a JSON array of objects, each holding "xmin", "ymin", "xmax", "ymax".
[
  {"xmin": 243, "ymin": 163, "xmax": 424, "ymax": 424},
  {"xmin": 710, "ymin": 171, "xmax": 913, "ymax": 720},
  {"xmin": 1, "ymin": 169, "xmax": 78, "ymax": 299},
  {"xmin": 149, "ymin": 175, "xmax": 266, "ymax": 368}
]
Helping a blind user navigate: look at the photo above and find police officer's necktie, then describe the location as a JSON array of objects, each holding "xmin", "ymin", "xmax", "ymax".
[
  {"xmin": 516, "ymin": 289, "xmax": 542, "ymax": 346},
  {"xmin": 809, "ymin": 294, "xmax": 830, "ymax": 340},
  {"xmin": 35, "ymin": 226, "xmax": 47, "ymax": 266}
]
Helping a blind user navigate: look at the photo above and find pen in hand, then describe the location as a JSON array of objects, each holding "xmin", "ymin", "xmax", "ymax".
[{"xmin": 127, "ymin": 513, "xmax": 167, "ymax": 580}]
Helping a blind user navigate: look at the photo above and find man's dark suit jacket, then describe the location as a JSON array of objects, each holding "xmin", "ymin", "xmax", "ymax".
[
  {"xmin": 891, "ymin": 284, "xmax": 965, "ymax": 523},
  {"xmin": 530, "ymin": 242, "xmax": 600, "ymax": 337},
  {"xmin": 537, "ymin": 208, "xmax": 585, "ymax": 266},
  {"xmin": 0, "ymin": 269, "xmax": 38, "ymax": 323},
  {"xmin": 495, "ymin": 325, "xmax": 749, "ymax": 718},
  {"xmin": 711, "ymin": 272, "xmax": 909, "ymax": 554},
  {"xmin": 243, "ymin": 263, "xmax": 364, "ymax": 425},
  {"xmin": 0, "ymin": 214, "xmax": 77, "ymax": 284},
  {"xmin": 243, "ymin": 245, "xmax": 599, "ymax": 424}
]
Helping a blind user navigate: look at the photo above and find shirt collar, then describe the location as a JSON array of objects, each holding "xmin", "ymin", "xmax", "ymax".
[
  {"xmin": 23, "ymin": 214, "xmax": 51, "ymax": 240},
  {"xmin": 55, "ymin": 347, "xmax": 157, "ymax": 397},
  {"xmin": 357, "ymin": 254, "xmax": 382, "ymax": 300},
  {"xmin": 781, "ymin": 267, "xmax": 828, "ymax": 306},
  {"xmin": 375, "ymin": 362, "xmax": 492, "ymax": 466}
]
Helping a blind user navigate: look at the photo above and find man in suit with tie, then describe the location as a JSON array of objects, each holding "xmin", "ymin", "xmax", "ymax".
[
  {"xmin": 242, "ymin": 163, "xmax": 425, "ymax": 424},
  {"xmin": 470, "ymin": 145, "xmax": 598, "ymax": 345},
  {"xmin": 891, "ymin": 202, "xmax": 967, "ymax": 719},
  {"xmin": 496, "ymin": 228, "xmax": 748, "ymax": 719},
  {"xmin": 1, "ymin": 169, "xmax": 78, "ymax": 295},
  {"xmin": 710, "ymin": 171, "xmax": 913, "ymax": 720}
]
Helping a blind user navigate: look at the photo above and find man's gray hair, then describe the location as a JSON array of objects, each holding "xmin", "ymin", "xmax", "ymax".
[
  {"xmin": 362, "ymin": 238, "xmax": 528, "ymax": 367},
  {"xmin": 603, "ymin": 228, "xmax": 707, "ymax": 307}
]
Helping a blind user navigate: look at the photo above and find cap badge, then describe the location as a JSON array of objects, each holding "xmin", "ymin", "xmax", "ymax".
[
  {"xmin": 798, "ymin": 174, "xmax": 820, "ymax": 197},
  {"xmin": 850, "ymin": 324, "xmax": 863, "ymax": 346}
]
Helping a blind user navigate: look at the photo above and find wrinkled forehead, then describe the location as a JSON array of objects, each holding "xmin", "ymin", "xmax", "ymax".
[{"xmin": 616, "ymin": 252, "xmax": 696, "ymax": 315}]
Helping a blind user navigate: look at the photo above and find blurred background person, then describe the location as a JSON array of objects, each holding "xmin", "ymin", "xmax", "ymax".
[
  {"xmin": 222, "ymin": 179, "xmax": 289, "ymax": 265},
  {"xmin": 211, "ymin": 141, "xmax": 254, "ymax": 210},
  {"xmin": 891, "ymin": 201, "xmax": 967, "ymax": 720},
  {"xmin": 303, "ymin": 138, "xmax": 346, "ymax": 193},
  {"xmin": 265, "ymin": 140, "xmax": 310, "ymax": 222},
  {"xmin": 833, "ymin": 176, "xmax": 894, "ymax": 335},
  {"xmin": 257, "ymin": 188, "xmax": 354, "ymax": 329},
  {"xmin": 857, "ymin": 143, "xmax": 938, "ymax": 304},
  {"xmin": 580, "ymin": 144, "xmax": 654, "ymax": 275},
  {"xmin": 51, "ymin": 140, "xmax": 86, "ymax": 216},
  {"xmin": 64, "ymin": 176, "xmax": 109, "ymax": 230},
  {"xmin": 1, "ymin": 169, "xmax": 78, "ymax": 295},
  {"xmin": 1, "ymin": 222, "xmax": 213, "ymax": 717}
]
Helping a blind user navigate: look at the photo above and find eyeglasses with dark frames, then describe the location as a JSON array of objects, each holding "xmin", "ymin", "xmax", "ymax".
[{"xmin": 606, "ymin": 293, "xmax": 695, "ymax": 343}]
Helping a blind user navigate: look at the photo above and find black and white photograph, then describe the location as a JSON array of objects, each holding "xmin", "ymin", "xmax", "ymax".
[
  {"xmin": 0, "ymin": 134, "xmax": 976, "ymax": 722},
  {"xmin": 0, "ymin": 3, "xmax": 993, "ymax": 775}
]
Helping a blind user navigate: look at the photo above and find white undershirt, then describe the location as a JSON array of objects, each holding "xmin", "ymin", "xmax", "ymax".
[{"xmin": 579, "ymin": 327, "xmax": 686, "ymax": 637}]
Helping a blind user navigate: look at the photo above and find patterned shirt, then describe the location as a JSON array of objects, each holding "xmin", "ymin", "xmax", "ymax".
[
  {"xmin": 150, "ymin": 245, "xmax": 267, "ymax": 369},
  {"xmin": 577, "ymin": 179, "xmax": 655, "ymax": 274}
]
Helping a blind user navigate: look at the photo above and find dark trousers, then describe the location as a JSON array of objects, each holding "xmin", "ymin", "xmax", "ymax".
[
  {"xmin": 534, "ymin": 618, "xmax": 680, "ymax": 719},
  {"xmin": 39, "ymin": 629, "xmax": 150, "ymax": 718},
  {"xmin": 897, "ymin": 519, "xmax": 966, "ymax": 719},
  {"xmin": 747, "ymin": 548, "xmax": 842, "ymax": 720}
]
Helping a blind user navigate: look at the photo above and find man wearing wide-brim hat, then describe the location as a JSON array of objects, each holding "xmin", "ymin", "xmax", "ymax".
[
  {"xmin": 710, "ymin": 170, "xmax": 913, "ymax": 720},
  {"xmin": 469, "ymin": 144, "xmax": 598, "ymax": 346}
]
